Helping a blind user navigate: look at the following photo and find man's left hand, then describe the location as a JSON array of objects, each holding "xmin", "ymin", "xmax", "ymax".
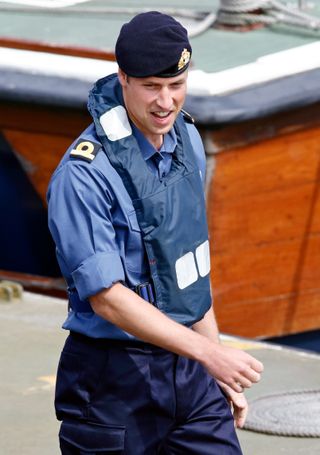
[{"xmin": 217, "ymin": 381, "xmax": 248, "ymax": 428}]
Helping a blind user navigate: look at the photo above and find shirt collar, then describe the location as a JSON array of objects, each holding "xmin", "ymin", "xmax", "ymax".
[{"xmin": 131, "ymin": 123, "xmax": 177, "ymax": 161}]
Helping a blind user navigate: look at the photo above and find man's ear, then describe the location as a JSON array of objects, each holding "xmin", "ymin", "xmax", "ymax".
[{"xmin": 118, "ymin": 69, "xmax": 128, "ymax": 87}]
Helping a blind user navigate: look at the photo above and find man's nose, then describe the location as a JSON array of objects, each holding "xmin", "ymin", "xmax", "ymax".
[{"xmin": 157, "ymin": 88, "xmax": 173, "ymax": 110}]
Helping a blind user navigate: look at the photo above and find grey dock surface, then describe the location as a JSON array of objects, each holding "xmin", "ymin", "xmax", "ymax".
[{"xmin": 1, "ymin": 292, "xmax": 319, "ymax": 454}]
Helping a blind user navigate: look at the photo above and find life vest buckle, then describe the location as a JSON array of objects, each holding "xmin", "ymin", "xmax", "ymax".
[{"xmin": 135, "ymin": 282, "xmax": 155, "ymax": 304}]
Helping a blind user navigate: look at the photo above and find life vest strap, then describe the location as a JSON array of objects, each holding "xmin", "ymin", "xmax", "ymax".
[{"xmin": 134, "ymin": 282, "xmax": 155, "ymax": 304}]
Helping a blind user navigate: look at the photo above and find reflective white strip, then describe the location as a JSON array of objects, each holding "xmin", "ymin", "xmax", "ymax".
[
  {"xmin": 175, "ymin": 252, "xmax": 199, "ymax": 290},
  {"xmin": 100, "ymin": 106, "xmax": 132, "ymax": 142},
  {"xmin": 195, "ymin": 240, "xmax": 211, "ymax": 277}
]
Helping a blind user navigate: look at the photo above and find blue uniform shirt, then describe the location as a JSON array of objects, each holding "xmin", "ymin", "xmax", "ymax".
[
  {"xmin": 47, "ymin": 121, "xmax": 206, "ymax": 339},
  {"xmin": 132, "ymin": 123, "xmax": 177, "ymax": 180}
]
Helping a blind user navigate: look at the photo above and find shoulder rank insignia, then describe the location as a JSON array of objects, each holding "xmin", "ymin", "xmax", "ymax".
[
  {"xmin": 181, "ymin": 109, "xmax": 194, "ymax": 124},
  {"xmin": 70, "ymin": 139, "xmax": 101, "ymax": 163}
]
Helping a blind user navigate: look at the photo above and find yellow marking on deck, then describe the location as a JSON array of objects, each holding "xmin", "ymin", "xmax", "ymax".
[
  {"xmin": 23, "ymin": 375, "xmax": 56, "ymax": 395},
  {"xmin": 222, "ymin": 339, "xmax": 265, "ymax": 350},
  {"xmin": 38, "ymin": 375, "xmax": 56, "ymax": 386}
]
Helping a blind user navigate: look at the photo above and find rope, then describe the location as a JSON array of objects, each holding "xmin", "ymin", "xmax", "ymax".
[
  {"xmin": 188, "ymin": 13, "xmax": 217, "ymax": 38},
  {"xmin": 0, "ymin": 5, "xmax": 204, "ymax": 19},
  {"xmin": 0, "ymin": 4, "xmax": 213, "ymax": 37},
  {"xmin": 244, "ymin": 389, "xmax": 320, "ymax": 437},
  {"xmin": 216, "ymin": 0, "xmax": 320, "ymax": 30},
  {"xmin": 218, "ymin": 0, "xmax": 270, "ymax": 12},
  {"xmin": 217, "ymin": 12, "xmax": 276, "ymax": 25},
  {"xmin": 0, "ymin": 2, "xmax": 319, "ymax": 37}
]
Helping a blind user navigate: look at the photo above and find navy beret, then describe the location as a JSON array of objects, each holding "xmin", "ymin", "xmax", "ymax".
[{"xmin": 115, "ymin": 11, "xmax": 192, "ymax": 78}]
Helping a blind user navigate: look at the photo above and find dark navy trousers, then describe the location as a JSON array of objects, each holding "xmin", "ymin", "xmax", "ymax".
[{"xmin": 55, "ymin": 332, "xmax": 243, "ymax": 454}]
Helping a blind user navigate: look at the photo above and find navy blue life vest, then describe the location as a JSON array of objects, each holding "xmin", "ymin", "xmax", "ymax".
[{"xmin": 88, "ymin": 74, "xmax": 211, "ymax": 326}]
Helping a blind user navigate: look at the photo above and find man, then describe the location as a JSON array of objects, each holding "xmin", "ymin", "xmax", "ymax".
[{"xmin": 48, "ymin": 11, "xmax": 263, "ymax": 454}]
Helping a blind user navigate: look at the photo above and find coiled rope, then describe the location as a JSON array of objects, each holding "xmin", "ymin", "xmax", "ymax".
[
  {"xmin": 0, "ymin": 1, "xmax": 319, "ymax": 36},
  {"xmin": 216, "ymin": 0, "xmax": 320, "ymax": 30},
  {"xmin": 244, "ymin": 389, "xmax": 320, "ymax": 437}
]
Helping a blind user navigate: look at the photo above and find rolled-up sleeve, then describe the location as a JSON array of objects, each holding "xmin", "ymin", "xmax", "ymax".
[
  {"xmin": 48, "ymin": 161, "xmax": 125, "ymax": 300},
  {"xmin": 71, "ymin": 251, "xmax": 124, "ymax": 300}
]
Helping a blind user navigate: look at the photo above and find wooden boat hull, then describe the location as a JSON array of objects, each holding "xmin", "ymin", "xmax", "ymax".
[{"xmin": 203, "ymin": 103, "xmax": 320, "ymax": 337}]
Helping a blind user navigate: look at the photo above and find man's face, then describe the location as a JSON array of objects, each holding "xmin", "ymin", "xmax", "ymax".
[{"xmin": 118, "ymin": 69, "xmax": 188, "ymax": 149}]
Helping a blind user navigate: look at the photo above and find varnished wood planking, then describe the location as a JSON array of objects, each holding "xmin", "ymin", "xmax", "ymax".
[
  {"xmin": 208, "ymin": 126, "xmax": 320, "ymax": 203},
  {"xmin": 211, "ymin": 181, "xmax": 320, "ymax": 253},
  {"xmin": 0, "ymin": 269, "xmax": 66, "ymax": 298},
  {"xmin": 3, "ymin": 130, "xmax": 74, "ymax": 203},
  {"xmin": 0, "ymin": 101, "xmax": 90, "ymax": 202},
  {"xmin": 212, "ymin": 234, "xmax": 320, "ymax": 302},
  {"xmin": 0, "ymin": 101, "xmax": 90, "ymax": 136},
  {"xmin": 200, "ymin": 102, "xmax": 320, "ymax": 153},
  {"xmin": 214, "ymin": 289, "xmax": 320, "ymax": 338},
  {"xmin": 0, "ymin": 37, "xmax": 116, "ymax": 61},
  {"xmin": 208, "ymin": 125, "xmax": 320, "ymax": 337}
]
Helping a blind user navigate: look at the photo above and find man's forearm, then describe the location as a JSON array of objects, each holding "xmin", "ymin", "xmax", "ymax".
[
  {"xmin": 192, "ymin": 304, "xmax": 220, "ymax": 343},
  {"xmin": 90, "ymin": 282, "xmax": 212, "ymax": 362},
  {"xmin": 90, "ymin": 282, "xmax": 263, "ymax": 392}
]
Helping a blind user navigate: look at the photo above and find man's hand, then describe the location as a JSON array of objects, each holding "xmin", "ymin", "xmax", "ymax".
[
  {"xmin": 202, "ymin": 342, "xmax": 263, "ymax": 393},
  {"xmin": 217, "ymin": 381, "xmax": 248, "ymax": 428},
  {"xmin": 192, "ymin": 306, "xmax": 263, "ymax": 394}
]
